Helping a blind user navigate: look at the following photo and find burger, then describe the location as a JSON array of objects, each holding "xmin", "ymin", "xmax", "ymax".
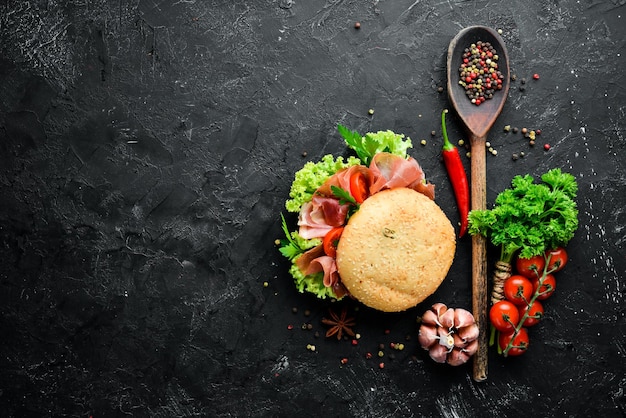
[{"xmin": 279, "ymin": 125, "xmax": 456, "ymax": 312}]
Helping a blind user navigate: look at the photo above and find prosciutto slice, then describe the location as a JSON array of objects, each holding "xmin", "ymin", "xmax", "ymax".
[
  {"xmin": 295, "ymin": 245, "xmax": 325, "ymax": 273},
  {"xmin": 368, "ymin": 153, "xmax": 435, "ymax": 199},
  {"xmin": 305, "ymin": 255, "xmax": 340, "ymax": 288},
  {"xmin": 298, "ymin": 195, "xmax": 349, "ymax": 239}
]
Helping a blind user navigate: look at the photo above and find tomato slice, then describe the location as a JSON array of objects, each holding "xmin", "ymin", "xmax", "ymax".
[
  {"xmin": 349, "ymin": 171, "xmax": 369, "ymax": 204},
  {"xmin": 322, "ymin": 227, "xmax": 344, "ymax": 258}
]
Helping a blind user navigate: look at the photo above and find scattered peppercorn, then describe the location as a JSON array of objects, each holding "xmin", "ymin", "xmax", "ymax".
[
  {"xmin": 544, "ymin": 143, "xmax": 551, "ymax": 150},
  {"xmin": 354, "ymin": 22, "xmax": 361, "ymax": 29},
  {"xmin": 510, "ymin": 74, "xmax": 517, "ymax": 81},
  {"xmin": 379, "ymin": 362, "xmax": 385, "ymax": 369},
  {"xmin": 512, "ymin": 127, "xmax": 519, "ymax": 133},
  {"xmin": 420, "ymin": 139, "xmax": 427, "ymax": 146},
  {"xmin": 431, "ymin": 130, "xmax": 436, "ymax": 136},
  {"xmin": 512, "ymin": 153, "xmax": 519, "ymax": 161},
  {"xmin": 437, "ymin": 86, "xmax": 444, "ymax": 93},
  {"xmin": 366, "ymin": 352, "xmax": 373, "ymax": 359},
  {"xmin": 529, "ymin": 130, "xmax": 536, "ymax": 140},
  {"xmin": 503, "ymin": 125, "xmax": 511, "ymax": 132},
  {"xmin": 263, "ymin": 281, "xmax": 269, "ymax": 287},
  {"xmin": 521, "ymin": 127, "xmax": 528, "ymax": 134},
  {"xmin": 519, "ymin": 85, "xmax": 526, "ymax": 92},
  {"xmin": 302, "ymin": 151, "xmax": 308, "ymax": 157},
  {"xmin": 529, "ymin": 140, "xmax": 535, "ymax": 146},
  {"xmin": 533, "ymin": 73, "xmax": 540, "ymax": 80},
  {"xmin": 520, "ymin": 78, "xmax": 526, "ymax": 84},
  {"xmin": 341, "ymin": 357, "xmax": 348, "ymax": 364},
  {"xmin": 368, "ymin": 109, "xmax": 374, "ymax": 115},
  {"xmin": 292, "ymin": 307, "xmax": 298, "ymax": 313},
  {"xmin": 458, "ymin": 139, "xmax": 465, "ymax": 146},
  {"xmin": 378, "ymin": 350, "xmax": 384, "ymax": 358},
  {"xmin": 536, "ymin": 129, "xmax": 542, "ymax": 135}
]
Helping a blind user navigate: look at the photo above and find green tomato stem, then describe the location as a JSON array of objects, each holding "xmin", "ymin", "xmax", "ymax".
[{"xmin": 502, "ymin": 252, "xmax": 555, "ymax": 356}]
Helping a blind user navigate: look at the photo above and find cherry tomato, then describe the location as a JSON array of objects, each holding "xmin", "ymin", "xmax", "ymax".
[
  {"xmin": 498, "ymin": 328, "xmax": 529, "ymax": 357},
  {"xmin": 545, "ymin": 247, "xmax": 568, "ymax": 273},
  {"xmin": 489, "ymin": 300, "xmax": 520, "ymax": 333},
  {"xmin": 349, "ymin": 171, "xmax": 369, "ymax": 204},
  {"xmin": 515, "ymin": 254, "xmax": 545, "ymax": 279},
  {"xmin": 503, "ymin": 275, "xmax": 534, "ymax": 306},
  {"xmin": 532, "ymin": 273, "xmax": 556, "ymax": 300},
  {"xmin": 519, "ymin": 300, "xmax": 544, "ymax": 327},
  {"xmin": 322, "ymin": 227, "xmax": 344, "ymax": 258}
]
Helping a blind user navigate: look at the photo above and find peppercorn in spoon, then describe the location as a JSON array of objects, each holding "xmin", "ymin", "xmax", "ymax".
[{"xmin": 446, "ymin": 25, "xmax": 510, "ymax": 383}]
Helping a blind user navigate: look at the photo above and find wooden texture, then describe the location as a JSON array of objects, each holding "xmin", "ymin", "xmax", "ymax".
[{"xmin": 447, "ymin": 26, "xmax": 510, "ymax": 382}]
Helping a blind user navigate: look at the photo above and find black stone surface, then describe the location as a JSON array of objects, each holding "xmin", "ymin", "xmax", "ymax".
[{"xmin": 1, "ymin": 1, "xmax": 625, "ymax": 417}]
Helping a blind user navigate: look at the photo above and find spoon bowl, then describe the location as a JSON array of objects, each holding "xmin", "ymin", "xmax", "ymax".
[
  {"xmin": 447, "ymin": 26, "xmax": 510, "ymax": 140},
  {"xmin": 446, "ymin": 26, "xmax": 510, "ymax": 383}
]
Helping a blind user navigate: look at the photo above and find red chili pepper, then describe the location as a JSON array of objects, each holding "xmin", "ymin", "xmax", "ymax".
[{"xmin": 441, "ymin": 110, "xmax": 470, "ymax": 238}]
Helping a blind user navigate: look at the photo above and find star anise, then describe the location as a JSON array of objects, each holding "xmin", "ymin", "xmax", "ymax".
[{"xmin": 321, "ymin": 307, "xmax": 356, "ymax": 340}]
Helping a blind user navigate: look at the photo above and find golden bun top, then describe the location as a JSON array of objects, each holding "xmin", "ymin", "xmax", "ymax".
[{"xmin": 336, "ymin": 188, "xmax": 456, "ymax": 312}]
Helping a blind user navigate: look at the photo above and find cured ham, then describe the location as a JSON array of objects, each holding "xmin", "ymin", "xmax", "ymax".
[
  {"xmin": 305, "ymin": 255, "xmax": 340, "ymax": 288},
  {"xmin": 369, "ymin": 153, "xmax": 435, "ymax": 199},
  {"xmin": 298, "ymin": 195, "xmax": 350, "ymax": 239}
]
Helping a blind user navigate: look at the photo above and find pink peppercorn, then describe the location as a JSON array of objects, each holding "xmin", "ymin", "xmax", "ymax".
[
  {"xmin": 533, "ymin": 73, "xmax": 540, "ymax": 80},
  {"xmin": 544, "ymin": 144, "xmax": 551, "ymax": 151}
]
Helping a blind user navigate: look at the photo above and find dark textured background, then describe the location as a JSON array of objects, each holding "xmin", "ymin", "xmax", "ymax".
[{"xmin": 1, "ymin": 1, "xmax": 624, "ymax": 417}]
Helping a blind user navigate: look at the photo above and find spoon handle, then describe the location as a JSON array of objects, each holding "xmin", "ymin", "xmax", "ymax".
[{"xmin": 470, "ymin": 134, "xmax": 489, "ymax": 382}]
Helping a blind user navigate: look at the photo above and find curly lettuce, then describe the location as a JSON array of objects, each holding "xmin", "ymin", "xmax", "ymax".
[
  {"xmin": 285, "ymin": 154, "xmax": 361, "ymax": 213},
  {"xmin": 338, "ymin": 124, "xmax": 413, "ymax": 166}
]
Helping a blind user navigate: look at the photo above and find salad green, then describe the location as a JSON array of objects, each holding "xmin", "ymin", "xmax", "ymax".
[
  {"xmin": 338, "ymin": 124, "xmax": 413, "ymax": 166},
  {"xmin": 285, "ymin": 154, "xmax": 360, "ymax": 213}
]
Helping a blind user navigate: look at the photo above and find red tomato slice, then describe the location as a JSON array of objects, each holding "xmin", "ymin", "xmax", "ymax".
[
  {"xmin": 349, "ymin": 171, "xmax": 369, "ymax": 204},
  {"xmin": 322, "ymin": 227, "xmax": 344, "ymax": 258}
]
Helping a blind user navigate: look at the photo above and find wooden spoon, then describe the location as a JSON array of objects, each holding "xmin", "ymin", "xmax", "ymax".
[{"xmin": 446, "ymin": 26, "xmax": 510, "ymax": 382}]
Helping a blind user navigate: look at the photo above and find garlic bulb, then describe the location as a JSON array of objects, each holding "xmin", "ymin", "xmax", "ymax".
[{"xmin": 418, "ymin": 303, "xmax": 479, "ymax": 366}]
